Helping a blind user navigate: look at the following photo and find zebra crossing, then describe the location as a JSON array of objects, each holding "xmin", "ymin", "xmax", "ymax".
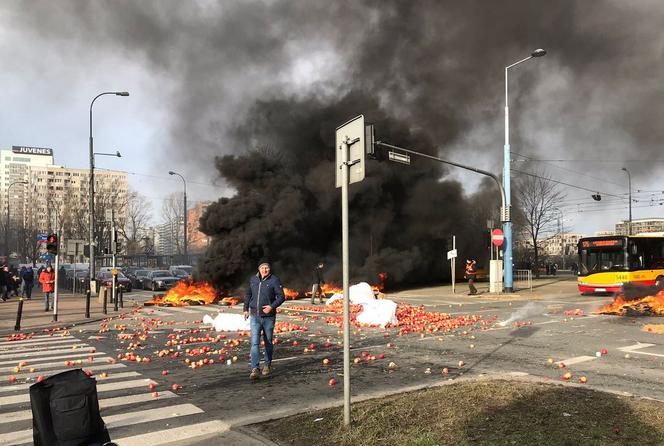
[{"xmin": 0, "ymin": 331, "xmax": 227, "ymax": 445}]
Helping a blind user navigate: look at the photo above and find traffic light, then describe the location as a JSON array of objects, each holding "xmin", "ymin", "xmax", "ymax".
[{"xmin": 46, "ymin": 233, "xmax": 58, "ymax": 255}]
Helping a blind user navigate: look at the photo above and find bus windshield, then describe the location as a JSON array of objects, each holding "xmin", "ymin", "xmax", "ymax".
[{"xmin": 579, "ymin": 248, "xmax": 627, "ymax": 274}]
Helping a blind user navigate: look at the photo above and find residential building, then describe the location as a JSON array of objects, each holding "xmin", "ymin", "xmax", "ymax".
[
  {"xmin": 540, "ymin": 233, "xmax": 586, "ymax": 257},
  {"xmin": 594, "ymin": 230, "xmax": 616, "ymax": 237},
  {"xmin": 156, "ymin": 220, "xmax": 183, "ymax": 256},
  {"xmin": 187, "ymin": 202, "xmax": 211, "ymax": 253},
  {"xmin": 615, "ymin": 218, "xmax": 664, "ymax": 235},
  {"xmin": 0, "ymin": 145, "xmax": 128, "ymax": 258}
]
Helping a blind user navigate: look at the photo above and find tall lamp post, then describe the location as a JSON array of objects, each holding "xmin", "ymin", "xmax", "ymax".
[
  {"xmin": 621, "ymin": 167, "xmax": 632, "ymax": 235},
  {"xmin": 6, "ymin": 180, "xmax": 28, "ymax": 258},
  {"xmin": 168, "ymin": 171, "xmax": 188, "ymax": 260},
  {"xmin": 89, "ymin": 91, "xmax": 128, "ymax": 297},
  {"xmin": 503, "ymin": 48, "xmax": 546, "ymax": 292}
]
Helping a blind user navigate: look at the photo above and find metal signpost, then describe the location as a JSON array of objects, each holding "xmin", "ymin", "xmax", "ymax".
[
  {"xmin": 66, "ymin": 239, "xmax": 85, "ymax": 293},
  {"xmin": 447, "ymin": 236, "xmax": 457, "ymax": 293},
  {"xmin": 335, "ymin": 115, "xmax": 366, "ymax": 427},
  {"xmin": 53, "ymin": 234, "xmax": 60, "ymax": 322}
]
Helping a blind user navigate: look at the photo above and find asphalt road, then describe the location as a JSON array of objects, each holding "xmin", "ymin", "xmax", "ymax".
[{"xmin": 1, "ymin": 277, "xmax": 662, "ymax": 445}]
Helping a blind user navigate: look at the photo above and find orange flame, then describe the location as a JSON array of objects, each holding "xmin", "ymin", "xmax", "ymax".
[
  {"xmin": 598, "ymin": 291, "xmax": 664, "ymax": 316},
  {"xmin": 145, "ymin": 281, "xmax": 217, "ymax": 306},
  {"xmin": 283, "ymin": 288, "xmax": 300, "ymax": 300}
]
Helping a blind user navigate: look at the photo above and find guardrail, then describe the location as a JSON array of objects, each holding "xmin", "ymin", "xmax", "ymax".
[{"xmin": 514, "ymin": 269, "xmax": 533, "ymax": 292}]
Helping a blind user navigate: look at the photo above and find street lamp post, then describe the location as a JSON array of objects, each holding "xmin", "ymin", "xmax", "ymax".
[
  {"xmin": 503, "ymin": 48, "xmax": 546, "ymax": 292},
  {"xmin": 169, "ymin": 171, "xmax": 188, "ymax": 260},
  {"xmin": 6, "ymin": 180, "xmax": 28, "ymax": 258},
  {"xmin": 621, "ymin": 167, "xmax": 632, "ymax": 235},
  {"xmin": 89, "ymin": 91, "xmax": 128, "ymax": 301}
]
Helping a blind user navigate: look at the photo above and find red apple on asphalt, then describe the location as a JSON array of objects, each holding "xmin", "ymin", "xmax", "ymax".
[
  {"xmin": 328, "ymin": 378, "xmax": 337, "ymax": 386},
  {"xmin": 458, "ymin": 360, "xmax": 465, "ymax": 367},
  {"xmin": 323, "ymin": 358, "xmax": 330, "ymax": 366},
  {"xmin": 161, "ymin": 370, "xmax": 169, "ymax": 376},
  {"xmin": 148, "ymin": 383, "xmax": 156, "ymax": 390},
  {"xmin": 562, "ymin": 372, "xmax": 573, "ymax": 381},
  {"xmin": 579, "ymin": 376, "xmax": 588, "ymax": 384},
  {"xmin": 172, "ymin": 383, "xmax": 180, "ymax": 391}
]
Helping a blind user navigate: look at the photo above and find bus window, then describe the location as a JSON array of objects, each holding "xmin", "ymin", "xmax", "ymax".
[{"xmin": 580, "ymin": 249, "xmax": 627, "ymax": 273}]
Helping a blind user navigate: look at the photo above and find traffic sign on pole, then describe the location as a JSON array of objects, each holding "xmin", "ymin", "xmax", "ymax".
[
  {"xmin": 491, "ymin": 228, "xmax": 505, "ymax": 247},
  {"xmin": 335, "ymin": 115, "xmax": 366, "ymax": 188}
]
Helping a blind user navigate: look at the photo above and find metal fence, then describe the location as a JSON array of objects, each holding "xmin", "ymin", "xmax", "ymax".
[{"xmin": 514, "ymin": 269, "xmax": 532, "ymax": 292}]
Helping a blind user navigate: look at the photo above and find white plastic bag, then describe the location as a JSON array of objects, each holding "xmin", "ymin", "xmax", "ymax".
[
  {"xmin": 202, "ymin": 313, "xmax": 251, "ymax": 331},
  {"xmin": 356, "ymin": 300, "xmax": 398, "ymax": 328}
]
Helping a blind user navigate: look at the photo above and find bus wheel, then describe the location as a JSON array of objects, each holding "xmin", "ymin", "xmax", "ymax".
[{"xmin": 656, "ymin": 276, "xmax": 664, "ymax": 290}]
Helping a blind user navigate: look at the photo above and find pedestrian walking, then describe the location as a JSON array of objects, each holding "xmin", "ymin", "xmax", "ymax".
[
  {"xmin": 39, "ymin": 264, "xmax": 56, "ymax": 311},
  {"xmin": 465, "ymin": 259, "xmax": 478, "ymax": 295},
  {"xmin": 0, "ymin": 265, "xmax": 8, "ymax": 301},
  {"xmin": 21, "ymin": 265, "xmax": 35, "ymax": 300},
  {"xmin": 311, "ymin": 262, "xmax": 325, "ymax": 305},
  {"xmin": 243, "ymin": 259, "xmax": 285, "ymax": 380}
]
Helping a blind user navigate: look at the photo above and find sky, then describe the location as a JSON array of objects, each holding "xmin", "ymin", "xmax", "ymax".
[{"xmin": 0, "ymin": 1, "xmax": 663, "ymax": 235}]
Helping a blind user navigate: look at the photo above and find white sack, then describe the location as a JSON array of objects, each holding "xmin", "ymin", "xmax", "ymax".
[
  {"xmin": 325, "ymin": 282, "xmax": 375, "ymax": 305},
  {"xmin": 356, "ymin": 300, "xmax": 398, "ymax": 328},
  {"xmin": 203, "ymin": 313, "xmax": 251, "ymax": 331}
]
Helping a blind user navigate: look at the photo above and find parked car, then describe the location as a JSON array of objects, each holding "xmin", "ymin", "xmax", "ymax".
[
  {"xmin": 96, "ymin": 271, "xmax": 132, "ymax": 292},
  {"xmin": 142, "ymin": 270, "xmax": 179, "ymax": 291},
  {"xmin": 128, "ymin": 269, "xmax": 152, "ymax": 290},
  {"xmin": 169, "ymin": 265, "xmax": 193, "ymax": 276},
  {"xmin": 171, "ymin": 269, "xmax": 192, "ymax": 281}
]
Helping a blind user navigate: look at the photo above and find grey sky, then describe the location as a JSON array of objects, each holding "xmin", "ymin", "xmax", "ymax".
[{"xmin": 1, "ymin": 1, "xmax": 663, "ymax": 235}]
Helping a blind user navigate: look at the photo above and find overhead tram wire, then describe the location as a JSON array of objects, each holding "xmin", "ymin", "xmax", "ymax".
[
  {"xmin": 511, "ymin": 151, "xmax": 626, "ymax": 188},
  {"xmin": 95, "ymin": 167, "xmax": 226, "ymax": 190},
  {"xmin": 509, "ymin": 155, "xmax": 664, "ymax": 163},
  {"xmin": 510, "ymin": 168, "xmax": 628, "ymax": 200}
]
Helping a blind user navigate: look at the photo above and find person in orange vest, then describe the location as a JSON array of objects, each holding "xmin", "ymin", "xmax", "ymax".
[
  {"xmin": 465, "ymin": 259, "xmax": 478, "ymax": 295},
  {"xmin": 39, "ymin": 264, "xmax": 56, "ymax": 311}
]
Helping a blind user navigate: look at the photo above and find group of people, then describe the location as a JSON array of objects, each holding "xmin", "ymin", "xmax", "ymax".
[{"xmin": 0, "ymin": 264, "xmax": 56, "ymax": 310}]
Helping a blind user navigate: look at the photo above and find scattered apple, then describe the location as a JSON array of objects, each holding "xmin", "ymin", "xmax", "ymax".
[
  {"xmin": 547, "ymin": 358, "xmax": 554, "ymax": 365},
  {"xmin": 458, "ymin": 360, "xmax": 465, "ymax": 367},
  {"xmin": 558, "ymin": 362, "xmax": 566, "ymax": 369},
  {"xmin": 322, "ymin": 358, "xmax": 330, "ymax": 366},
  {"xmin": 442, "ymin": 367, "xmax": 449, "ymax": 374},
  {"xmin": 171, "ymin": 383, "xmax": 180, "ymax": 392},
  {"xmin": 37, "ymin": 375, "xmax": 45, "ymax": 383},
  {"xmin": 148, "ymin": 383, "xmax": 156, "ymax": 390},
  {"xmin": 8, "ymin": 375, "xmax": 17, "ymax": 384},
  {"xmin": 601, "ymin": 348, "xmax": 608, "ymax": 356},
  {"xmin": 388, "ymin": 361, "xmax": 397, "ymax": 369},
  {"xmin": 152, "ymin": 392, "xmax": 159, "ymax": 399},
  {"xmin": 328, "ymin": 378, "xmax": 337, "ymax": 386},
  {"xmin": 578, "ymin": 376, "xmax": 587, "ymax": 384},
  {"xmin": 162, "ymin": 370, "xmax": 169, "ymax": 376},
  {"xmin": 562, "ymin": 372, "xmax": 573, "ymax": 381},
  {"xmin": 379, "ymin": 354, "xmax": 385, "ymax": 359}
]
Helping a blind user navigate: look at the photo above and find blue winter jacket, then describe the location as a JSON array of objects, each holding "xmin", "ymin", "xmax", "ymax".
[{"xmin": 244, "ymin": 273, "xmax": 285, "ymax": 317}]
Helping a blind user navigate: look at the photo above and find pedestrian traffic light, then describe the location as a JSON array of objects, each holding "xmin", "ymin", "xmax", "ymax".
[{"xmin": 46, "ymin": 233, "xmax": 58, "ymax": 255}]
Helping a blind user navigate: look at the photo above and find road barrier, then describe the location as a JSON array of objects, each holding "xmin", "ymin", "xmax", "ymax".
[{"xmin": 514, "ymin": 269, "xmax": 532, "ymax": 292}]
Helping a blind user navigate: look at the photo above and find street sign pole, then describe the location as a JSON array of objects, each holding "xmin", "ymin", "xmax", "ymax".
[
  {"xmin": 112, "ymin": 209, "xmax": 117, "ymax": 311},
  {"xmin": 53, "ymin": 233, "xmax": 59, "ymax": 322},
  {"xmin": 451, "ymin": 236, "xmax": 456, "ymax": 294},
  {"xmin": 335, "ymin": 115, "xmax": 366, "ymax": 427},
  {"xmin": 341, "ymin": 137, "xmax": 351, "ymax": 427}
]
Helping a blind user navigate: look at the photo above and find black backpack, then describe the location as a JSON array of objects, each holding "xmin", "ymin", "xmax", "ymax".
[{"xmin": 30, "ymin": 369, "xmax": 112, "ymax": 446}]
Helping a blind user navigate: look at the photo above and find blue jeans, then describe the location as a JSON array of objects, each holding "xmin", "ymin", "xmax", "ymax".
[
  {"xmin": 44, "ymin": 292, "xmax": 52, "ymax": 310},
  {"xmin": 250, "ymin": 315, "xmax": 275, "ymax": 369}
]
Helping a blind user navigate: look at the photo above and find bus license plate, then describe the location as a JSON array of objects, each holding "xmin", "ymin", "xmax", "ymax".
[{"xmin": 595, "ymin": 288, "xmax": 606, "ymax": 292}]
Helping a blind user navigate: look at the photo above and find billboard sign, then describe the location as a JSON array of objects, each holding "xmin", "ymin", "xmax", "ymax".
[{"xmin": 12, "ymin": 145, "xmax": 53, "ymax": 156}]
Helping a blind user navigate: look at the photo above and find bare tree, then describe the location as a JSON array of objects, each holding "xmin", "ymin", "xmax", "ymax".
[
  {"xmin": 123, "ymin": 191, "xmax": 152, "ymax": 255},
  {"xmin": 514, "ymin": 171, "xmax": 566, "ymax": 278},
  {"xmin": 162, "ymin": 192, "xmax": 184, "ymax": 255}
]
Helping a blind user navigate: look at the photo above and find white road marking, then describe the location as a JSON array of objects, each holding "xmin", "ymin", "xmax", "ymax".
[
  {"xmin": 0, "ymin": 390, "xmax": 177, "ymax": 425},
  {"xmin": 0, "ymin": 377, "xmax": 155, "ymax": 407},
  {"xmin": 618, "ymin": 343, "xmax": 664, "ymax": 358},
  {"xmin": 0, "ymin": 355, "xmax": 111, "ymax": 373},
  {"xmin": 557, "ymin": 355, "xmax": 597, "ymax": 366},
  {"xmin": 0, "ymin": 371, "xmax": 142, "ymax": 394},
  {"xmin": 0, "ymin": 403, "xmax": 202, "ymax": 445},
  {"xmin": 0, "ymin": 345, "xmax": 91, "ymax": 360}
]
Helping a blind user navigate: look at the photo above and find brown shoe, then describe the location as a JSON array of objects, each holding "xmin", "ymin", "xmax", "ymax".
[
  {"xmin": 250, "ymin": 368, "xmax": 260, "ymax": 380},
  {"xmin": 262, "ymin": 365, "xmax": 271, "ymax": 376}
]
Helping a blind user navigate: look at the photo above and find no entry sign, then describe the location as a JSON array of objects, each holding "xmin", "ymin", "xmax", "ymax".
[{"xmin": 491, "ymin": 228, "xmax": 504, "ymax": 247}]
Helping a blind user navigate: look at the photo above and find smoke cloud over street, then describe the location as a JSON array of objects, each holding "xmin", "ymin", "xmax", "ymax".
[{"xmin": 5, "ymin": 0, "xmax": 664, "ymax": 288}]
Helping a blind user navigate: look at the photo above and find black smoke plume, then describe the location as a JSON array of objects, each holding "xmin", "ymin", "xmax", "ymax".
[{"xmin": 6, "ymin": 1, "xmax": 664, "ymax": 289}]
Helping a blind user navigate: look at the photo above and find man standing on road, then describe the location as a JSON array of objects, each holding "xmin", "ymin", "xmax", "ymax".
[
  {"xmin": 465, "ymin": 259, "xmax": 478, "ymax": 295},
  {"xmin": 311, "ymin": 262, "xmax": 325, "ymax": 305},
  {"xmin": 243, "ymin": 260, "xmax": 285, "ymax": 380},
  {"xmin": 39, "ymin": 264, "xmax": 56, "ymax": 311}
]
